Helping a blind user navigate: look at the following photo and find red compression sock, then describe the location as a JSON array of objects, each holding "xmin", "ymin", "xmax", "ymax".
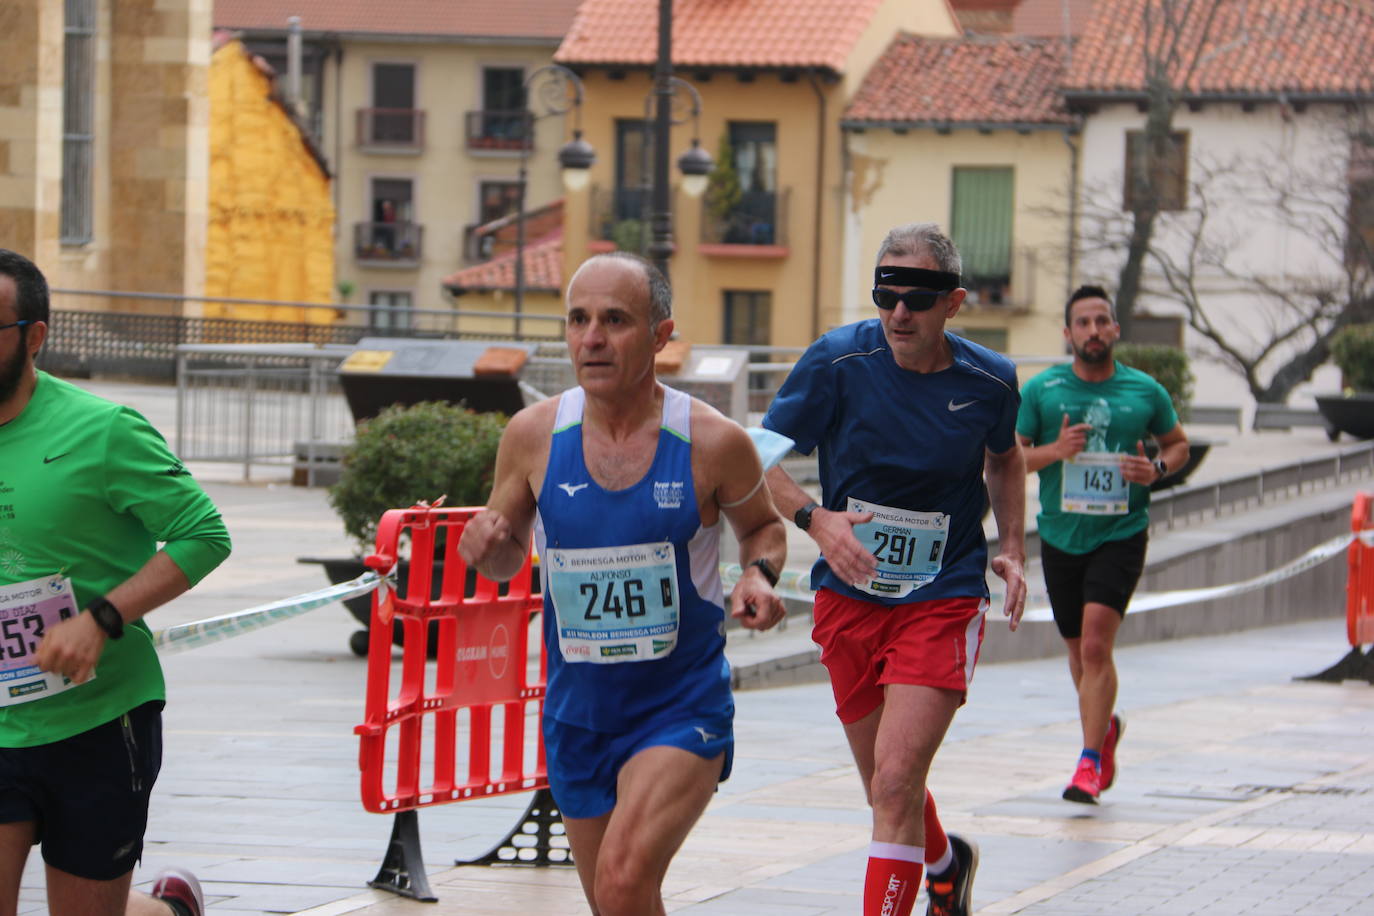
[
  {"xmin": 923, "ymin": 788, "xmax": 950, "ymax": 872},
  {"xmin": 863, "ymin": 842, "xmax": 923, "ymax": 916}
]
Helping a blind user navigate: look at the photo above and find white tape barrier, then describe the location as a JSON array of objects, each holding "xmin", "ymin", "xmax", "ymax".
[
  {"xmin": 152, "ymin": 571, "xmax": 386, "ymax": 654},
  {"xmin": 722, "ymin": 531, "xmax": 1370, "ymax": 623}
]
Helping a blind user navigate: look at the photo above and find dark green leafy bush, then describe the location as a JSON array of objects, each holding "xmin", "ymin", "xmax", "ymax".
[
  {"xmin": 328, "ymin": 401, "xmax": 506, "ymax": 553},
  {"xmin": 1115, "ymin": 343, "xmax": 1194, "ymax": 420},
  {"xmin": 1330, "ymin": 323, "xmax": 1374, "ymax": 393}
]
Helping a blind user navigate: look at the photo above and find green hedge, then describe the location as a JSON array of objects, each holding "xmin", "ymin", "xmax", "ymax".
[
  {"xmin": 1115, "ymin": 343, "xmax": 1194, "ymax": 420},
  {"xmin": 1331, "ymin": 323, "xmax": 1374, "ymax": 392},
  {"xmin": 328, "ymin": 401, "xmax": 507, "ymax": 553}
]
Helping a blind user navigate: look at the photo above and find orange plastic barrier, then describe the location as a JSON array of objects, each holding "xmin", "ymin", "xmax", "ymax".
[
  {"xmin": 1348, "ymin": 492, "xmax": 1374, "ymax": 647},
  {"xmin": 355, "ymin": 505, "xmax": 547, "ymax": 813}
]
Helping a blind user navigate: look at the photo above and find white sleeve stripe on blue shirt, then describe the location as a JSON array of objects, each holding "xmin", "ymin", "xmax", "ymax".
[{"xmin": 830, "ymin": 346, "xmax": 888, "ymax": 365}]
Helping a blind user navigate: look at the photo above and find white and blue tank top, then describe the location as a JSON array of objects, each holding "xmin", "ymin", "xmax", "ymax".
[{"xmin": 535, "ymin": 385, "xmax": 732, "ymax": 732}]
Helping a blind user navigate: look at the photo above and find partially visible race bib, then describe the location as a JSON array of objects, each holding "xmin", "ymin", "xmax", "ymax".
[
  {"xmin": 545, "ymin": 542, "xmax": 681, "ymax": 664},
  {"xmin": 1062, "ymin": 452, "xmax": 1129, "ymax": 515},
  {"xmin": 848, "ymin": 498, "xmax": 949, "ymax": 599},
  {"xmin": 0, "ymin": 575, "xmax": 82, "ymax": 707}
]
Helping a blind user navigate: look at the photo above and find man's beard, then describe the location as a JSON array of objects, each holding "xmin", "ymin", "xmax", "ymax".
[
  {"xmin": 1075, "ymin": 339, "xmax": 1113, "ymax": 365},
  {"xmin": 0, "ymin": 337, "xmax": 28, "ymax": 407}
]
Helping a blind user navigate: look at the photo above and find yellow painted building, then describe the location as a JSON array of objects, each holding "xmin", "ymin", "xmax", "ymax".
[
  {"xmin": 205, "ymin": 38, "xmax": 335, "ymax": 321},
  {"xmin": 214, "ymin": 0, "xmax": 585, "ymax": 335},
  {"xmin": 0, "ymin": 0, "xmax": 211, "ymax": 311},
  {"xmin": 841, "ymin": 34, "xmax": 1077, "ymax": 359},
  {"xmin": 556, "ymin": 0, "xmax": 962, "ymax": 348}
]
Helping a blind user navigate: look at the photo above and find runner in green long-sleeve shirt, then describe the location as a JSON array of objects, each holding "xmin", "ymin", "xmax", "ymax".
[{"xmin": 0, "ymin": 249, "xmax": 229, "ymax": 916}]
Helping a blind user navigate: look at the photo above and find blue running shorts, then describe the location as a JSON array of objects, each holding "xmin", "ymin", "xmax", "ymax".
[{"xmin": 542, "ymin": 711, "xmax": 734, "ymax": 819}]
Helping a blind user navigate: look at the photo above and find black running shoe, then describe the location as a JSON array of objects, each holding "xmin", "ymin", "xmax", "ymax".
[{"xmin": 925, "ymin": 833, "xmax": 979, "ymax": 916}]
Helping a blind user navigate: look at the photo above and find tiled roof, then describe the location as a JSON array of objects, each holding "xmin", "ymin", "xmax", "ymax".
[
  {"xmin": 1065, "ymin": 0, "xmax": 1374, "ymax": 97},
  {"xmin": 213, "ymin": 0, "xmax": 580, "ymax": 41},
  {"xmin": 843, "ymin": 34, "xmax": 1072, "ymax": 127},
  {"xmin": 1011, "ymin": 0, "xmax": 1097, "ymax": 37},
  {"xmin": 555, "ymin": 0, "xmax": 883, "ymax": 72},
  {"xmin": 443, "ymin": 230, "xmax": 563, "ymax": 293}
]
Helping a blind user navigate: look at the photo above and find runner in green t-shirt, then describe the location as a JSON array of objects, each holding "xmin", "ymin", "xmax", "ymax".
[
  {"xmin": 0, "ymin": 249, "xmax": 229, "ymax": 916},
  {"xmin": 1016, "ymin": 285, "xmax": 1189, "ymax": 805}
]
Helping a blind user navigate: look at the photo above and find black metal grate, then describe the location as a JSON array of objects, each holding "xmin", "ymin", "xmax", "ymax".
[{"xmin": 36, "ymin": 311, "xmax": 559, "ymax": 382}]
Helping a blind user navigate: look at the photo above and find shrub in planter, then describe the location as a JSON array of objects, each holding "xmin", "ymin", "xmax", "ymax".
[
  {"xmin": 1318, "ymin": 324, "xmax": 1374, "ymax": 440},
  {"xmin": 1114, "ymin": 344, "xmax": 1206, "ymax": 489},
  {"xmin": 1115, "ymin": 343, "xmax": 1194, "ymax": 421},
  {"xmin": 328, "ymin": 400, "xmax": 507, "ymax": 555},
  {"xmin": 1331, "ymin": 323, "xmax": 1374, "ymax": 393},
  {"xmin": 320, "ymin": 401, "xmax": 507, "ymax": 655}
]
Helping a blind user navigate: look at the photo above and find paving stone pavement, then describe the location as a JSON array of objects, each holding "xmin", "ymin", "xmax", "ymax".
[{"xmin": 10, "ymin": 381, "xmax": 1371, "ymax": 915}]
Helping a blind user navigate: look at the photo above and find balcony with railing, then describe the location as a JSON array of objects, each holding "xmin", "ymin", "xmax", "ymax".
[
  {"xmin": 356, "ymin": 108, "xmax": 425, "ymax": 153},
  {"xmin": 465, "ymin": 110, "xmax": 531, "ymax": 152},
  {"xmin": 700, "ymin": 188, "xmax": 789, "ymax": 256},
  {"xmin": 960, "ymin": 245, "xmax": 1037, "ymax": 311},
  {"xmin": 589, "ymin": 186, "xmax": 651, "ymax": 249},
  {"xmin": 353, "ymin": 221, "xmax": 424, "ymax": 267}
]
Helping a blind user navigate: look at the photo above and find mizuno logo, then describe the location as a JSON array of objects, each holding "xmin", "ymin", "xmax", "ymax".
[
  {"xmin": 947, "ymin": 399, "xmax": 977, "ymax": 412},
  {"xmin": 693, "ymin": 726, "xmax": 719, "ymax": 743},
  {"xmin": 558, "ymin": 482, "xmax": 589, "ymax": 497},
  {"xmin": 43, "ymin": 452, "xmax": 72, "ymax": 464}
]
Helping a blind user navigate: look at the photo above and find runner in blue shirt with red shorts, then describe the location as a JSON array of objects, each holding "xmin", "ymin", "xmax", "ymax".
[{"xmin": 763, "ymin": 223, "xmax": 1027, "ymax": 916}]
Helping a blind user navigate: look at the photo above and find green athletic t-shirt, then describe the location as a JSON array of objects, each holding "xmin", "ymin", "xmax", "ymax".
[
  {"xmin": 1016, "ymin": 362, "xmax": 1178, "ymax": 555},
  {"xmin": 0, "ymin": 372, "xmax": 231, "ymax": 746}
]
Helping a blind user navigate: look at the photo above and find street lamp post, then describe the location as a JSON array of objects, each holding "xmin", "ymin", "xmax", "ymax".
[
  {"xmin": 643, "ymin": 0, "xmax": 713, "ymax": 283},
  {"xmin": 513, "ymin": 64, "xmax": 595, "ymax": 337}
]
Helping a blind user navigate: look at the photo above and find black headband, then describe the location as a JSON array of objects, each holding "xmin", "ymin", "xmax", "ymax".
[{"xmin": 874, "ymin": 266, "xmax": 961, "ymax": 291}]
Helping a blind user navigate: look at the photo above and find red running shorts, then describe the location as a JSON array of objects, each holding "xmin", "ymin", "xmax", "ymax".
[{"xmin": 812, "ymin": 588, "xmax": 988, "ymax": 724}]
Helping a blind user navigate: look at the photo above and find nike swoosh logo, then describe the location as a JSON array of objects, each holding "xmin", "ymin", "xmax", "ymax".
[
  {"xmin": 43, "ymin": 452, "xmax": 72, "ymax": 464},
  {"xmin": 947, "ymin": 399, "xmax": 977, "ymax": 412},
  {"xmin": 693, "ymin": 726, "xmax": 719, "ymax": 743},
  {"xmin": 558, "ymin": 482, "xmax": 589, "ymax": 497}
]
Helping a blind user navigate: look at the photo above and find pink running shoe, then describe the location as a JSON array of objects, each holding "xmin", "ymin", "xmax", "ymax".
[
  {"xmin": 1100, "ymin": 714, "xmax": 1125, "ymax": 791},
  {"xmin": 1062, "ymin": 756, "xmax": 1101, "ymax": 804}
]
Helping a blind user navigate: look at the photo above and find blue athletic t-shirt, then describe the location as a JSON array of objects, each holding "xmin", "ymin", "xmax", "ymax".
[
  {"xmin": 763, "ymin": 322, "xmax": 1019, "ymax": 605},
  {"xmin": 534, "ymin": 385, "xmax": 732, "ymax": 732}
]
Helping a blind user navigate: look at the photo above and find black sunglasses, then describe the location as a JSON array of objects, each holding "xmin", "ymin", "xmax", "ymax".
[
  {"xmin": 0, "ymin": 320, "xmax": 32, "ymax": 332},
  {"xmin": 871, "ymin": 288, "xmax": 943, "ymax": 312}
]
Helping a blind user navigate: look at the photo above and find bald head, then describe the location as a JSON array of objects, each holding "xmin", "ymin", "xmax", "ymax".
[{"xmin": 567, "ymin": 252, "xmax": 672, "ymax": 329}]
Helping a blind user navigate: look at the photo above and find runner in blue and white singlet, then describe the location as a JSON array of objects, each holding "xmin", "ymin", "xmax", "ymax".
[
  {"xmin": 535, "ymin": 384, "xmax": 731, "ymax": 731},
  {"xmin": 458, "ymin": 253, "xmax": 786, "ymax": 914}
]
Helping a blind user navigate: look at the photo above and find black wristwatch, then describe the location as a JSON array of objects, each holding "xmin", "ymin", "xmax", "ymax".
[
  {"xmin": 748, "ymin": 557, "xmax": 780, "ymax": 588},
  {"xmin": 794, "ymin": 501, "xmax": 820, "ymax": 532},
  {"xmin": 86, "ymin": 596, "xmax": 124, "ymax": 640},
  {"xmin": 1151, "ymin": 458, "xmax": 1169, "ymax": 480}
]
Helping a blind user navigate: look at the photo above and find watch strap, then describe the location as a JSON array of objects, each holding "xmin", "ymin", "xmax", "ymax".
[
  {"xmin": 87, "ymin": 596, "xmax": 124, "ymax": 640},
  {"xmin": 794, "ymin": 501, "xmax": 819, "ymax": 531},
  {"xmin": 748, "ymin": 557, "xmax": 780, "ymax": 588}
]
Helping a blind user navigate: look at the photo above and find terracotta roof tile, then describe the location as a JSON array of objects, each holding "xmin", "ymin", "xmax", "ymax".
[
  {"xmin": 1011, "ymin": 0, "xmax": 1097, "ymax": 37},
  {"xmin": 1065, "ymin": 0, "xmax": 1374, "ymax": 97},
  {"xmin": 213, "ymin": 0, "xmax": 580, "ymax": 41},
  {"xmin": 555, "ymin": 0, "xmax": 883, "ymax": 72},
  {"xmin": 443, "ymin": 230, "xmax": 563, "ymax": 293},
  {"xmin": 844, "ymin": 33, "xmax": 1072, "ymax": 126}
]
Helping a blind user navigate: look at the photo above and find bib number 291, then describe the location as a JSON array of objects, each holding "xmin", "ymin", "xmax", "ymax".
[{"xmin": 871, "ymin": 530, "xmax": 943, "ymax": 567}]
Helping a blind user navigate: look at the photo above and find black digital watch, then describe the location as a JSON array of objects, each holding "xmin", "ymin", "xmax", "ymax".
[{"xmin": 87, "ymin": 596, "xmax": 124, "ymax": 640}]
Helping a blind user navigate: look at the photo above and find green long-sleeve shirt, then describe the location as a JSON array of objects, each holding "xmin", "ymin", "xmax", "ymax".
[{"xmin": 0, "ymin": 372, "xmax": 231, "ymax": 746}]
